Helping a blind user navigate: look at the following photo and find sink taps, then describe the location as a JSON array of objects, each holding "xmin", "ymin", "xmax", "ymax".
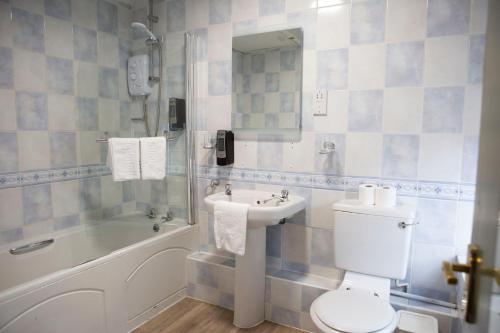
[
  {"xmin": 262, "ymin": 189, "xmax": 289, "ymax": 204},
  {"xmin": 225, "ymin": 184, "xmax": 232, "ymax": 195}
]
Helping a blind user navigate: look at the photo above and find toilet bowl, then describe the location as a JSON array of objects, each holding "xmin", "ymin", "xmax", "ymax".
[{"xmin": 308, "ymin": 200, "xmax": 438, "ymax": 333}]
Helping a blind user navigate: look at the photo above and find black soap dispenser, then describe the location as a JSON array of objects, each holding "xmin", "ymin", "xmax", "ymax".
[{"xmin": 216, "ymin": 130, "xmax": 234, "ymax": 166}]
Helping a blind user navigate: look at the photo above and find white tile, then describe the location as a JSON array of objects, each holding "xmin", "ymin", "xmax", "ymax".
[
  {"xmin": 12, "ymin": 0, "xmax": 44, "ymax": 14},
  {"xmin": 101, "ymin": 176, "xmax": 123, "ymax": 207},
  {"xmin": 45, "ymin": 17, "xmax": 74, "ymax": 59},
  {"xmin": 97, "ymin": 32, "xmax": 119, "ymax": 68},
  {"xmin": 287, "ymin": 0, "xmax": 317, "ymax": 12},
  {"xmin": 282, "ymin": 132, "xmax": 315, "ymax": 172},
  {"xmin": 270, "ymin": 278, "xmax": 302, "ymax": 312},
  {"xmin": 98, "ymin": 99, "xmax": 120, "ymax": 131},
  {"xmin": 22, "ymin": 220, "xmax": 54, "ymax": 240},
  {"xmin": 386, "ymin": 0, "xmax": 426, "ymax": 42},
  {"xmin": 186, "ymin": 0, "xmax": 209, "ymax": 30},
  {"xmin": 345, "ymin": 133, "xmax": 382, "ymax": 177},
  {"xmin": 348, "ymin": 44, "xmax": 385, "ymax": 90},
  {"xmin": 0, "ymin": 90, "xmax": 16, "ymax": 131},
  {"xmin": 0, "ymin": 3, "xmax": 12, "ymax": 47},
  {"xmin": 232, "ymin": 0, "xmax": 258, "ymax": 22},
  {"xmin": 17, "ymin": 131, "xmax": 50, "ymax": 171},
  {"xmin": 424, "ymin": 36, "xmax": 468, "ymax": 87},
  {"xmin": 72, "ymin": 0, "xmax": 97, "ymax": 29},
  {"xmin": 302, "ymin": 50, "xmax": 317, "ymax": 93},
  {"xmin": 13, "ymin": 49, "xmax": 46, "ymax": 92},
  {"xmin": 470, "ymin": 0, "xmax": 488, "ymax": 34},
  {"xmin": 313, "ymin": 90, "xmax": 348, "ymax": 133},
  {"xmin": 119, "ymin": 70, "xmax": 128, "ymax": 101},
  {"xmin": 283, "ymin": 223, "xmax": 312, "ymax": 265},
  {"xmin": 233, "ymin": 140, "xmax": 257, "ymax": 169},
  {"xmin": 455, "ymin": 201, "xmax": 474, "ymax": 257},
  {"xmin": 0, "ymin": 187, "xmax": 23, "ymax": 230},
  {"xmin": 418, "ymin": 134, "xmax": 463, "ymax": 182},
  {"xmin": 208, "ymin": 23, "xmax": 232, "ymax": 61},
  {"xmin": 75, "ymin": 62, "xmax": 99, "ymax": 98},
  {"xmin": 197, "ymin": 210, "xmax": 209, "ymax": 245},
  {"xmin": 463, "ymin": 85, "xmax": 483, "ymax": 135},
  {"xmin": 383, "ymin": 88, "xmax": 423, "ymax": 134},
  {"xmin": 258, "ymin": 14, "xmax": 287, "ymax": 28},
  {"xmin": 411, "ymin": 243, "xmax": 455, "ymax": 294},
  {"xmin": 51, "ymin": 180, "xmax": 79, "ymax": 218},
  {"xmin": 77, "ymin": 131, "xmax": 100, "ymax": 165},
  {"xmin": 48, "ymin": 94, "xmax": 76, "ymax": 131},
  {"xmin": 311, "ymin": 189, "xmax": 344, "ymax": 229},
  {"xmin": 316, "ymin": 4, "xmax": 350, "ymax": 50},
  {"xmin": 206, "ymin": 96, "xmax": 232, "ymax": 130}
]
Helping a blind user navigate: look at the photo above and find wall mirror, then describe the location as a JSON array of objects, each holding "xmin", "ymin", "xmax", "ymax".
[{"xmin": 231, "ymin": 28, "xmax": 303, "ymax": 133}]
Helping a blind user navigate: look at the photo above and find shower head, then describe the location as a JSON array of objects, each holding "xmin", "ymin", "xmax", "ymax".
[{"xmin": 131, "ymin": 22, "xmax": 158, "ymax": 42}]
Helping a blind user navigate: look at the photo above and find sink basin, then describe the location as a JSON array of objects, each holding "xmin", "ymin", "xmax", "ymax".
[{"xmin": 204, "ymin": 189, "xmax": 306, "ymax": 228}]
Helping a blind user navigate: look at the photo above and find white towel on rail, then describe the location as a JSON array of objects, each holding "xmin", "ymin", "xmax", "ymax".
[
  {"xmin": 214, "ymin": 201, "xmax": 249, "ymax": 256},
  {"xmin": 140, "ymin": 137, "xmax": 166, "ymax": 180},
  {"xmin": 107, "ymin": 138, "xmax": 141, "ymax": 181}
]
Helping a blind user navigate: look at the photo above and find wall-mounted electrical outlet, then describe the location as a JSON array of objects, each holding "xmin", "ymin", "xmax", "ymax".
[{"xmin": 313, "ymin": 89, "xmax": 327, "ymax": 116}]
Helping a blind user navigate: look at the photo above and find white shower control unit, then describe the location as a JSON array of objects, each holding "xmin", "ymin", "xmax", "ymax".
[{"xmin": 128, "ymin": 54, "xmax": 152, "ymax": 96}]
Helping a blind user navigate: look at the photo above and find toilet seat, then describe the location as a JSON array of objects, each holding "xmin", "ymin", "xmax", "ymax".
[{"xmin": 311, "ymin": 289, "xmax": 396, "ymax": 333}]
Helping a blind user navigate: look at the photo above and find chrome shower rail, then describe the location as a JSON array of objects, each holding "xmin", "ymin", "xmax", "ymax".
[{"xmin": 10, "ymin": 239, "xmax": 54, "ymax": 255}]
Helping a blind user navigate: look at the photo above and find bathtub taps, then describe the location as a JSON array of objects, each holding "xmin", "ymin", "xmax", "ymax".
[
  {"xmin": 147, "ymin": 208, "xmax": 157, "ymax": 219},
  {"xmin": 225, "ymin": 184, "xmax": 232, "ymax": 195},
  {"xmin": 160, "ymin": 210, "xmax": 173, "ymax": 223}
]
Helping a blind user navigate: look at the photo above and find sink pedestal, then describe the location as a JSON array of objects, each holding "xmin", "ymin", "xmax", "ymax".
[{"xmin": 233, "ymin": 227, "xmax": 266, "ymax": 328}]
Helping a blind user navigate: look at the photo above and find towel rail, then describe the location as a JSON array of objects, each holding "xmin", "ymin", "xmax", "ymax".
[
  {"xmin": 96, "ymin": 130, "xmax": 177, "ymax": 143},
  {"xmin": 10, "ymin": 239, "xmax": 54, "ymax": 255}
]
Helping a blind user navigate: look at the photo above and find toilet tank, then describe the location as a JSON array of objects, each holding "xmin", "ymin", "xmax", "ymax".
[{"xmin": 332, "ymin": 199, "xmax": 416, "ymax": 280}]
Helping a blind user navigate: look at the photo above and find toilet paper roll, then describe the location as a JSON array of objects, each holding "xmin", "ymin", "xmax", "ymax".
[
  {"xmin": 358, "ymin": 184, "xmax": 376, "ymax": 205},
  {"xmin": 375, "ymin": 186, "xmax": 397, "ymax": 207}
]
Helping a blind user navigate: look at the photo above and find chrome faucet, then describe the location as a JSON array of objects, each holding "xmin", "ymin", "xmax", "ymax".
[
  {"xmin": 147, "ymin": 208, "xmax": 157, "ymax": 219},
  {"xmin": 262, "ymin": 189, "xmax": 289, "ymax": 204},
  {"xmin": 225, "ymin": 184, "xmax": 232, "ymax": 195}
]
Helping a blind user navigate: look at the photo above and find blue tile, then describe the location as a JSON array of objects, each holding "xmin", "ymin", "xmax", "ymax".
[
  {"xmin": 98, "ymin": 67, "xmax": 119, "ymax": 99},
  {"xmin": 280, "ymin": 49, "xmax": 296, "ymax": 71},
  {"xmin": 103, "ymin": 205, "xmax": 122, "ymax": 218},
  {"xmin": 423, "ymin": 87, "xmax": 464, "ymax": 133},
  {"xmin": 266, "ymin": 224, "xmax": 282, "ymax": 258},
  {"xmin": 265, "ymin": 73, "xmax": 280, "ymax": 92},
  {"xmin": 257, "ymin": 134, "xmax": 283, "ymax": 170},
  {"xmin": 77, "ymin": 97, "xmax": 98, "ymax": 130},
  {"xmin": 265, "ymin": 113, "xmax": 279, "ymax": 129},
  {"xmin": 46, "ymin": 56, "xmax": 74, "ymax": 95},
  {"xmin": 167, "ymin": 0, "xmax": 185, "ymax": 33},
  {"xmin": 0, "ymin": 228, "xmax": 23, "ymax": 245},
  {"xmin": 208, "ymin": 61, "xmax": 231, "ymax": 96},
  {"xmin": 316, "ymin": 49, "xmax": 348, "ymax": 90},
  {"xmin": 386, "ymin": 42, "xmax": 424, "ymax": 87},
  {"xmin": 122, "ymin": 181, "xmax": 135, "ymax": 202},
  {"xmin": 0, "ymin": 47, "xmax": 13, "ymax": 89},
  {"xmin": 16, "ymin": 92, "xmax": 48, "ymax": 130},
  {"xmin": 209, "ymin": 0, "xmax": 231, "ymax": 25},
  {"xmin": 74, "ymin": 26, "xmax": 97, "ymax": 63},
  {"xmin": 120, "ymin": 101, "xmax": 130, "ymax": 131},
  {"xmin": 469, "ymin": 34, "xmax": 485, "ymax": 84},
  {"xmin": 461, "ymin": 135, "xmax": 479, "ymax": 183},
  {"xmin": 0, "ymin": 132, "xmax": 18, "ymax": 173},
  {"xmin": 79, "ymin": 177, "xmax": 101, "ymax": 211},
  {"xmin": 311, "ymin": 228, "xmax": 334, "ymax": 267},
  {"xmin": 427, "ymin": 0, "xmax": 470, "ymax": 37},
  {"xmin": 233, "ymin": 20, "xmax": 258, "ymax": 35},
  {"xmin": 12, "ymin": 8, "xmax": 45, "ymax": 53},
  {"xmin": 196, "ymin": 261, "xmax": 218, "ymax": 288},
  {"xmin": 251, "ymin": 54, "xmax": 265, "ymax": 73},
  {"xmin": 54, "ymin": 214, "xmax": 80, "ymax": 230},
  {"xmin": 166, "ymin": 65, "xmax": 186, "ymax": 98},
  {"xmin": 97, "ymin": 0, "xmax": 118, "ymax": 34},
  {"xmin": 409, "ymin": 287, "xmax": 452, "ymax": 303},
  {"xmin": 251, "ymin": 93, "xmax": 265, "ymax": 113},
  {"xmin": 415, "ymin": 198, "xmax": 457, "ymax": 246},
  {"xmin": 219, "ymin": 292, "xmax": 234, "ymax": 310},
  {"xmin": 271, "ymin": 306, "xmax": 300, "ymax": 328},
  {"xmin": 193, "ymin": 28, "xmax": 208, "ymax": 61},
  {"xmin": 50, "ymin": 132, "xmax": 76, "ymax": 168},
  {"xmin": 259, "ymin": 0, "xmax": 285, "ymax": 17},
  {"xmin": 45, "ymin": 0, "xmax": 71, "ymax": 21},
  {"xmin": 382, "ymin": 135, "xmax": 419, "ymax": 179},
  {"xmin": 315, "ymin": 133, "xmax": 345, "ymax": 175},
  {"xmin": 23, "ymin": 184, "xmax": 53, "ymax": 225},
  {"xmin": 348, "ymin": 90, "xmax": 383, "ymax": 132},
  {"xmin": 351, "ymin": 0, "xmax": 386, "ymax": 44},
  {"xmin": 242, "ymin": 74, "xmax": 251, "ymax": 93},
  {"xmin": 280, "ymin": 92, "xmax": 295, "ymax": 113},
  {"xmin": 301, "ymin": 285, "xmax": 327, "ymax": 312}
]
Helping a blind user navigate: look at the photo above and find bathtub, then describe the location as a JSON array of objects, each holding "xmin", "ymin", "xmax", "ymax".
[{"xmin": 0, "ymin": 213, "xmax": 196, "ymax": 333}]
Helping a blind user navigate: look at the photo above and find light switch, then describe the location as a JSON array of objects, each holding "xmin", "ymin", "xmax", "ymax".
[{"xmin": 313, "ymin": 89, "xmax": 327, "ymax": 116}]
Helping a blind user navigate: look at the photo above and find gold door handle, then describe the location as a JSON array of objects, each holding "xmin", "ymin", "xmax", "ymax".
[{"xmin": 442, "ymin": 244, "xmax": 500, "ymax": 324}]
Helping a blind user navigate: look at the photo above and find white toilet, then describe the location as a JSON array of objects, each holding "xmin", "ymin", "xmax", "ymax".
[{"xmin": 310, "ymin": 199, "xmax": 438, "ymax": 333}]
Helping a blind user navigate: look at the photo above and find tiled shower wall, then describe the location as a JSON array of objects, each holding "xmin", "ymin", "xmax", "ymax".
[
  {"xmin": 158, "ymin": 0, "xmax": 489, "ymax": 304},
  {"xmin": 0, "ymin": 0, "xmax": 137, "ymax": 246}
]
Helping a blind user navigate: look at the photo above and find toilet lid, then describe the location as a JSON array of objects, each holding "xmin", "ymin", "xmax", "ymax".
[{"xmin": 314, "ymin": 289, "xmax": 395, "ymax": 333}]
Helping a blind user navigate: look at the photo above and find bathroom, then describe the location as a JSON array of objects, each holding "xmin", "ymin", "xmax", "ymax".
[{"xmin": 0, "ymin": 0, "xmax": 499, "ymax": 332}]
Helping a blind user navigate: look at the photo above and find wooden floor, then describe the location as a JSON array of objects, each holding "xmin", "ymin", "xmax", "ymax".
[{"xmin": 133, "ymin": 298, "xmax": 303, "ymax": 333}]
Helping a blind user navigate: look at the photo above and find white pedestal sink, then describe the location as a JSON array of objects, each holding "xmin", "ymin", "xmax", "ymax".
[{"xmin": 205, "ymin": 190, "xmax": 306, "ymax": 328}]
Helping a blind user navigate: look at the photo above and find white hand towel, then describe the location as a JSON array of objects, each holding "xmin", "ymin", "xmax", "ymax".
[
  {"xmin": 214, "ymin": 201, "xmax": 249, "ymax": 256},
  {"xmin": 107, "ymin": 138, "xmax": 141, "ymax": 181},
  {"xmin": 139, "ymin": 137, "xmax": 166, "ymax": 180}
]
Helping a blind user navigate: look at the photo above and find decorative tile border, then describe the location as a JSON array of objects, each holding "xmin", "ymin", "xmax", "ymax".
[
  {"xmin": 197, "ymin": 166, "xmax": 476, "ymax": 201},
  {"xmin": 0, "ymin": 165, "xmax": 187, "ymax": 189}
]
